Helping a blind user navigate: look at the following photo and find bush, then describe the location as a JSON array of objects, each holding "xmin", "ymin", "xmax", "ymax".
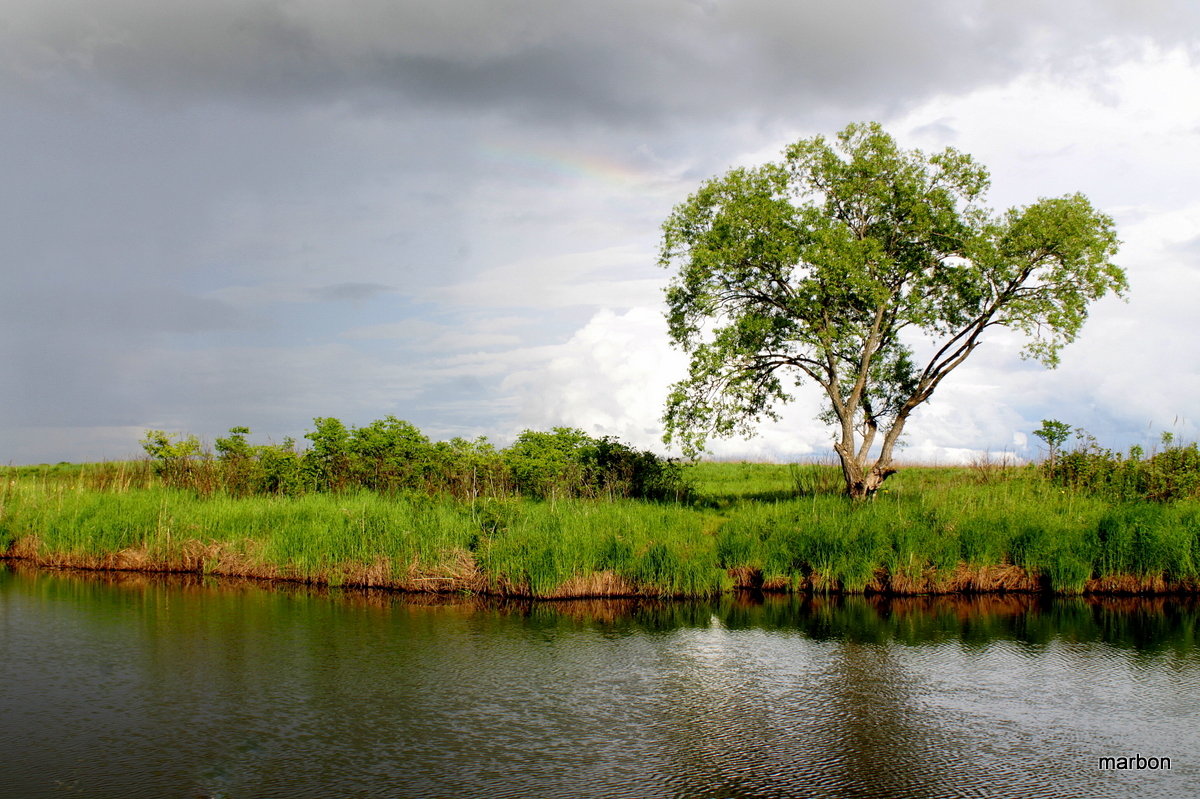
[
  {"xmin": 503, "ymin": 427, "xmax": 689, "ymax": 501},
  {"xmin": 427, "ymin": 437, "xmax": 511, "ymax": 500},
  {"xmin": 1047, "ymin": 429, "xmax": 1200, "ymax": 502},
  {"xmin": 347, "ymin": 416, "xmax": 434, "ymax": 492},
  {"xmin": 140, "ymin": 430, "xmax": 204, "ymax": 487},
  {"xmin": 303, "ymin": 417, "xmax": 353, "ymax": 492}
]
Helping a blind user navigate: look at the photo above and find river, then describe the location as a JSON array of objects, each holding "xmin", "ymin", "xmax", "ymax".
[{"xmin": 1, "ymin": 563, "xmax": 1197, "ymax": 798}]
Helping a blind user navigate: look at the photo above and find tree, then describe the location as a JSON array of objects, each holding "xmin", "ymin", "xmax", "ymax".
[
  {"xmin": 660, "ymin": 122, "xmax": 1125, "ymax": 498},
  {"xmin": 1032, "ymin": 419, "xmax": 1072, "ymax": 469}
]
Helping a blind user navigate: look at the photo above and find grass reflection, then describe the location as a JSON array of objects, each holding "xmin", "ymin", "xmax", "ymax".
[{"xmin": 7, "ymin": 563, "xmax": 1197, "ymax": 657}]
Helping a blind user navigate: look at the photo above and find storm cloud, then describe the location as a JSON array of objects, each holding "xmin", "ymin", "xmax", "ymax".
[
  {"xmin": 3, "ymin": 1, "xmax": 1199, "ymax": 463},
  {"xmin": 8, "ymin": 2, "xmax": 1199, "ymax": 118}
]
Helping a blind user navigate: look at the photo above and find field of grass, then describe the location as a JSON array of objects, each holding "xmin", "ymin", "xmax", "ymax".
[{"xmin": 3, "ymin": 460, "xmax": 1200, "ymax": 597}]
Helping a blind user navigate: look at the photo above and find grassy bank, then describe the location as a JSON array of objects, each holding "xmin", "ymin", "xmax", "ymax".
[{"xmin": 3, "ymin": 462, "xmax": 1200, "ymax": 597}]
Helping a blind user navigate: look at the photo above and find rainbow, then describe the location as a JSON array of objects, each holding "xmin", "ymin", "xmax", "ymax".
[{"xmin": 477, "ymin": 142, "xmax": 647, "ymax": 187}]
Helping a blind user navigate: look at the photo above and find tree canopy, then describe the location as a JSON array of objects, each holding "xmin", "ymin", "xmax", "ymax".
[{"xmin": 660, "ymin": 122, "xmax": 1125, "ymax": 497}]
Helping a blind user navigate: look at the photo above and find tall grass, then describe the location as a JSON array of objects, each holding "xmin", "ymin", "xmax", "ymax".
[
  {"xmin": 5, "ymin": 461, "xmax": 1200, "ymax": 597},
  {"xmin": 470, "ymin": 499, "xmax": 728, "ymax": 597},
  {"xmin": 0, "ymin": 483, "xmax": 478, "ymax": 586},
  {"xmin": 0, "ymin": 480, "xmax": 725, "ymax": 596}
]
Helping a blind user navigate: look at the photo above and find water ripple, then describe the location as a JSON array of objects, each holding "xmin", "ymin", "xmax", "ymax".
[{"xmin": 2, "ymin": 570, "xmax": 1198, "ymax": 798}]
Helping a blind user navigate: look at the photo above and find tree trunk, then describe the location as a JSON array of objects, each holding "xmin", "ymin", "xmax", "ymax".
[{"xmin": 833, "ymin": 442, "xmax": 896, "ymax": 500}]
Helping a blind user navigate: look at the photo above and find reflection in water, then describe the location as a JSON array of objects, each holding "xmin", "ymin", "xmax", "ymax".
[{"xmin": 1, "ymin": 563, "xmax": 1198, "ymax": 798}]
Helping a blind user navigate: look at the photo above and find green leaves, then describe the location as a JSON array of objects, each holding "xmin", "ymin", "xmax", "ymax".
[
  {"xmin": 989, "ymin": 193, "xmax": 1125, "ymax": 367},
  {"xmin": 140, "ymin": 430, "xmax": 201, "ymax": 461},
  {"xmin": 1033, "ymin": 420, "xmax": 1073, "ymax": 466}
]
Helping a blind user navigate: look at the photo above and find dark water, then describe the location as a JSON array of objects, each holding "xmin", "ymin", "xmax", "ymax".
[{"xmin": 2, "ymin": 564, "xmax": 1198, "ymax": 798}]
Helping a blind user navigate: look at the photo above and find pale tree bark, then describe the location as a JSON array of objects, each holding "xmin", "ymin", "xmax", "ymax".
[
  {"xmin": 830, "ymin": 396, "xmax": 913, "ymax": 500},
  {"xmin": 833, "ymin": 439, "xmax": 897, "ymax": 499}
]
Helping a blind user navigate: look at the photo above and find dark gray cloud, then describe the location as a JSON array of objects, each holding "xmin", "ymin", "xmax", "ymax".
[
  {"xmin": 1, "ymin": 285, "xmax": 245, "ymax": 338},
  {"xmin": 0, "ymin": 283, "xmax": 248, "ymax": 428},
  {"xmin": 7, "ymin": 1, "xmax": 1197, "ymax": 125}
]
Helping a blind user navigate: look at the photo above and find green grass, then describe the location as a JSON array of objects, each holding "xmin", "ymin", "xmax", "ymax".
[
  {"xmin": 4, "ymin": 461, "xmax": 1200, "ymax": 597},
  {"xmin": 685, "ymin": 460, "xmax": 843, "ymax": 506},
  {"xmin": 470, "ymin": 499, "xmax": 728, "ymax": 596},
  {"xmin": 0, "ymin": 483, "xmax": 477, "ymax": 582},
  {"xmin": 699, "ymin": 461, "xmax": 1200, "ymax": 593}
]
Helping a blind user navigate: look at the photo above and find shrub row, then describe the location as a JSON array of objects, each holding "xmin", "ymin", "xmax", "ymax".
[{"xmin": 140, "ymin": 419, "xmax": 689, "ymax": 503}]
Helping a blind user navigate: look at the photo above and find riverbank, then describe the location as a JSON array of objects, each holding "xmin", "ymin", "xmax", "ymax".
[{"xmin": 3, "ymin": 462, "xmax": 1199, "ymax": 597}]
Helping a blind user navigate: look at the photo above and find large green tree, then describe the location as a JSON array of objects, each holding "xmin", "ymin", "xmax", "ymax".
[{"xmin": 660, "ymin": 122, "xmax": 1125, "ymax": 498}]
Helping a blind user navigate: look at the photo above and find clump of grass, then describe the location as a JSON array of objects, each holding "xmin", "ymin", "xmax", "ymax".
[
  {"xmin": 471, "ymin": 499, "xmax": 728, "ymax": 597},
  {"xmin": 716, "ymin": 496, "xmax": 902, "ymax": 591},
  {"xmin": 708, "ymin": 469, "xmax": 1175, "ymax": 595},
  {"xmin": 1093, "ymin": 504, "xmax": 1200, "ymax": 582}
]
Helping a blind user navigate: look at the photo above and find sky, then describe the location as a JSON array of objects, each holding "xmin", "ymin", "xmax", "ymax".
[{"xmin": 3, "ymin": 0, "xmax": 1199, "ymax": 465}]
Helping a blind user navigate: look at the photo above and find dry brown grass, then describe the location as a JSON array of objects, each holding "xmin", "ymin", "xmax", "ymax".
[
  {"xmin": 7, "ymin": 534, "xmax": 1200, "ymax": 599},
  {"xmin": 1083, "ymin": 573, "xmax": 1200, "ymax": 594}
]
